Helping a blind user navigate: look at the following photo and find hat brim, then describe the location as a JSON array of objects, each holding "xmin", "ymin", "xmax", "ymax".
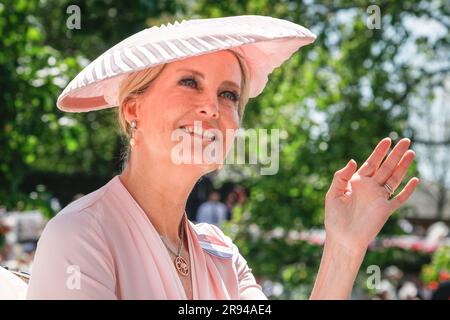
[{"xmin": 57, "ymin": 15, "xmax": 316, "ymax": 113}]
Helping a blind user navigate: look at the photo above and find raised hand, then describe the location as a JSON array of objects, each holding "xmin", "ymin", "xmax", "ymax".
[{"xmin": 324, "ymin": 137, "xmax": 420, "ymax": 254}]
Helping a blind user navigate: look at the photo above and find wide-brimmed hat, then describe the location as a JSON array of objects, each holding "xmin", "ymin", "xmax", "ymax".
[{"xmin": 57, "ymin": 15, "xmax": 316, "ymax": 113}]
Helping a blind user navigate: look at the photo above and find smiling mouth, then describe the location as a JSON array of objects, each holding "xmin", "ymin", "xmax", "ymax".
[{"xmin": 179, "ymin": 126, "xmax": 216, "ymax": 142}]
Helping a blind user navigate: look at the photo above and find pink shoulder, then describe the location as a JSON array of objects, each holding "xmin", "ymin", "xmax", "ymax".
[{"xmin": 193, "ymin": 222, "xmax": 231, "ymax": 243}]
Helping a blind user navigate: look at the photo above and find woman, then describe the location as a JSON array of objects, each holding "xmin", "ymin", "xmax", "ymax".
[{"xmin": 26, "ymin": 15, "xmax": 419, "ymax": 299}]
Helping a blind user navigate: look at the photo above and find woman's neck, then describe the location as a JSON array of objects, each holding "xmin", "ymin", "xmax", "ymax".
[{"xmin": 119, "ymin": 151, "xmax": 204, "ymax": 245}]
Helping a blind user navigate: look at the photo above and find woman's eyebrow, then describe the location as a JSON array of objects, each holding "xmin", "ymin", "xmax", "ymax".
[{"xmin": 176, "ymin": 68, "xmax": 241, "ymax": 92}]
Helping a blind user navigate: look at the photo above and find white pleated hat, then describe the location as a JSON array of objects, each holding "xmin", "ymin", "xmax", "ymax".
[{"xmin": 57, "ymin": 15, "xmax": 316, "ymax": 113}]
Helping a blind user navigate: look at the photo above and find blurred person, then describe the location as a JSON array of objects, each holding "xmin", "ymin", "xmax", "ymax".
[
  {"xmin": 233, "ymin": 185, "xmax": 248, "ymax": 206},
  {"xmin": 196, "ymin": 191, "xmax": 228, "ymax": 227},
  {"xmin": 224, "ymin": 191, "xmax": 238, "ymax": 221}
]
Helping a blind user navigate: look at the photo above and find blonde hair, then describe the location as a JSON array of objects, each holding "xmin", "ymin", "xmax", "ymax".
[{"xmin": 116, "ymin": 50, "xmax": 251, "ymax": 172}]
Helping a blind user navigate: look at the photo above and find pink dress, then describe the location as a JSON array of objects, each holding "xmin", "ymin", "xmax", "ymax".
[{"xmin": 26, "ymin": 175, "xmax": 266, "ymax": 299}]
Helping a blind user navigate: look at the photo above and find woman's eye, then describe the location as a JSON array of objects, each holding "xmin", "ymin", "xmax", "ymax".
[
  {"xmin": 180, "ymin": 77, "xmax": 239, "ymax": 102},
  {"xmin": 179, "ymin": 77, "xmax": 197, "ymax": 88},
  {"xmin": 221, "ymin": 91, "xmax": 239, "ymax": 102}
]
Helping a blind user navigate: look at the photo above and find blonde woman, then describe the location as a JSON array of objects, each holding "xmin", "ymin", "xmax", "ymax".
[{"xmin": 26, "ymin": 15, "xmax": 419, "ymax": 300}]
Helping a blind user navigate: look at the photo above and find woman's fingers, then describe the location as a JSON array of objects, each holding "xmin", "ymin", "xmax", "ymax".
[
  {"xmin": 389, "ymin": 177, "xmax": 420, "ymax": 212},
  {"xmin": 357, "ymin": 138, "xmax": 392, "ymax": 177},
  {"xmin": 374, "ymin": 138, "xmax": 411, "ymax": 185},
  {"xmin": 384, "ymin": 150, "xmax": 416, "ymax": 193},
  {"xmin": 327, "ymin": 159, "xmax": 357, "ymax": 198}
]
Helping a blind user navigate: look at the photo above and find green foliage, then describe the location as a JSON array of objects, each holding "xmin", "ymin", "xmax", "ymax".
[
  {"xmin": 421, "ymin": 246, "xmax": 450, "ymax": 285},
  {"xmin": 0, "ymin": 0, "xmax": 180, "ymax": 215}
]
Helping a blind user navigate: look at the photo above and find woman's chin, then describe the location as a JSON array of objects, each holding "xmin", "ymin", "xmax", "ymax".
[{"xmin": 180, "ymin": 162, "xmax": 222, "ymax": 174}]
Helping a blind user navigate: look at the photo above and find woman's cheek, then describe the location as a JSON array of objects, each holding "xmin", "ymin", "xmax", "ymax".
[
  {"xmin": 222, "ymin": 105, "xmax": 240, "ymax": 125},
  {"xmin": 220, "ymin": 125, "xmax": 239, "ymax": 158}
]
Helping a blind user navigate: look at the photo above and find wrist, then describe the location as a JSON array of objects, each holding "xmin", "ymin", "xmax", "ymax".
[
  {"xmin": 324, "ymin": 234, "xmax": 367, "ymax": 259},
  {"xmin": 311, "ymin": 234, "xmax": 367, "ymax": 300}
]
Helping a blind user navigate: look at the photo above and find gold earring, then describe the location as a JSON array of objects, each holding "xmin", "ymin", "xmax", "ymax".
[{"xmin": 130, "ymin": 120, "xmax": 137, "ymax": 146}]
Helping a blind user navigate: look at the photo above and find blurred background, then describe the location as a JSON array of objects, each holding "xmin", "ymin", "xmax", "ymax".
[{"xmin": 0, "ymin": 0, "xmax": 449, "ymax": 299}]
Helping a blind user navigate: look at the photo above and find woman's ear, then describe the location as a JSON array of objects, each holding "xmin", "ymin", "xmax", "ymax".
[{"xmin": 122, "ymin": 96, "xmax": 139, "ymax": 124}]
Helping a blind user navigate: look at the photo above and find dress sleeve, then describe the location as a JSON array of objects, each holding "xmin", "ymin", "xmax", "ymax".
[
  {"xmin": 26, "ymin": 210, "xmax": 117, "ymax": 300},
  {"xmin": 231, "ymin": 242, "xmax": 268, "ymax": 300},
  {"xmin": 207, "ymin": 224, "xmax": 267, "ymax": 300}
]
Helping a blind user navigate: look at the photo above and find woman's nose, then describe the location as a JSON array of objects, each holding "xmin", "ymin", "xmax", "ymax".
[{"xmin": 195, "ymin": 95, "xmax": 219, "ymax": 119}]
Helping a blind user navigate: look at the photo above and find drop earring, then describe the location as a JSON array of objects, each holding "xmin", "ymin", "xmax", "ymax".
[{"xmin": 130, "ymin": 120, "xmax": 137, "ymax": 146}]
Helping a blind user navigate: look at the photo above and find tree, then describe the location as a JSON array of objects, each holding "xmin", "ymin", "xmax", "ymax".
[{"xmin": 0, "ymin": 0, "xmax": 182, "ymax": 215}]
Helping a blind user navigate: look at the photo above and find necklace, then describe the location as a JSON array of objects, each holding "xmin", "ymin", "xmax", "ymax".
[{"xmin": 159, "ymin": 214, "xmax": 190, "ymax": 277}]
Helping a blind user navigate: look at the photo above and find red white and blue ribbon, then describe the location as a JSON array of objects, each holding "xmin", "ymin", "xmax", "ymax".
[{"xmin": 197, "ymin": 234, "xmax": 234, "ymax": 259}]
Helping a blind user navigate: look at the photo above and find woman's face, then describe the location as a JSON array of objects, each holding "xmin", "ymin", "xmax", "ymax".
[{"xmin": 133, "ymin": 50, "xmax": 242, "ymax": 173}]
